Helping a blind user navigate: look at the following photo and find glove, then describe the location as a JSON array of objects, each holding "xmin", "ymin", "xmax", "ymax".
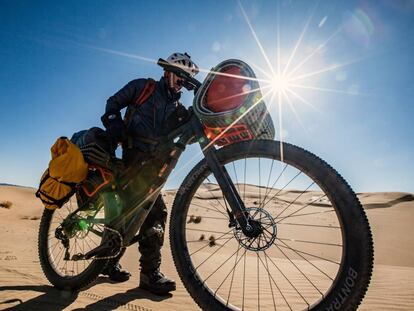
[
  {"xmin": 164, "ymin": 103, "xmax": 190, "ymax": 133},
  {"xmin": 101, "ymin": 111, "xmax": 126, "ymax": 151}
]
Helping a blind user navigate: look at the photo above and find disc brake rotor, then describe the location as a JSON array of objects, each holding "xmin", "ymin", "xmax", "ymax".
[{"xmin": 233, "ymin": 207, "xmax": 277, "ymax": 251}]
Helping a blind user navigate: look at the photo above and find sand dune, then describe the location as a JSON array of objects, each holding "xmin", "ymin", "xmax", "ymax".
[{"xmin": 0, "ymin": 184, "xmax": 413, "ymax": 310}]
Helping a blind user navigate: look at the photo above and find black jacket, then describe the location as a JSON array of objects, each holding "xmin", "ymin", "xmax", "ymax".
[{"xmin": 105, "ymin": 77, "xmax": 183, "ymax": 152}]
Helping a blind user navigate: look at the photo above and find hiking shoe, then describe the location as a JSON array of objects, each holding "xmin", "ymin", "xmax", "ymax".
[
  {"xmin": 139, "ymin": 269, "xmax": 176, "ymax": 295},
  {"xmin": 101, "ymin": 263, "xmax": 131, "ymax": 282}
]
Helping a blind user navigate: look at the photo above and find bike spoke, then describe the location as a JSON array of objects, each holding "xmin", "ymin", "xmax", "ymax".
[
  {"xmin": 261, "ymin": 228, "xmax": 331, "ymax": 299},
  {"xmin": 257, "ymin": 252, "xmax": 260, "ymax": 311},
  {"xmin": 277, "ymin": 208, "xmax": 335, "ymax": 222},
  {"xmin": 73, "ymin": 239, "xmax": 78, "ymax": 275},
  {"xmin": 190, "ymin": 202, "xmax": 228, "ymax": 218},
  {"xmin": 274, "ymin": 241, "xmax": 325, "ymax": 296},
  {"xmin": 276, "ymin": 193, "xmax": 328, "ymax": 221},
  {"xmin": 189, "ymin": 229, "xmax": 233, "ymax": 257},
  {"xmin": 81, "ymin": 239, "xmax": 86, "ymax": 270},
  {"xmin": 259, "ymin": 157, "xmax": 262, "ymax": 208},
  {"xmin": 83, "ymin": 235, "xmax": 98, "ymax": 249},
  {"xmin": 275, "ymin": 240, "xmax": 340, "ymax": 265},
  {"xmin": 257, "ymin": 252, "xmax": 293, "ymax": 311},
  {"xmin": 263, "ymin": 252, "xmax": 277, "ymax": 311},
  {"xmin": 277, "ymin": 237, "xmax": 342, "ymax": 247},
  {"xmin": 242, "ymin": 249, "xmax": 246, "ymax": 310},
  {"xmin": 277, "ymin": 238, "xmax": 334, "ymax": 280},
  {"xmin": 83, "ymin": 237, "xmax": 96, "ymax": 264},
  {"xmin": 263, "ymin": 251, "xmax": 310, "ymax": 308},
  {"xmin": 262, "ymin": 170, "xmax": 303, "ymax": 209},
  {"xmin": 187, "ymin": 236, "xmax": 233, "ymax": 243},
  {"xmin": 193, "ymin": 237, "xmax": 234, "ymax": 268},
  {"xmin": 48, "ymin": 239, "xmax": 61, "ymax": 253},
  {"xmin": 186, "ymin": 227, "xmax": 232, "ymax": 235},
  {"xmin": 88, "ymin": 227, "xmax": 104, "ymax": 237},
  {"xmin": 279, "ymin": 222, "xmax": 340, "ymax": 229},
  {"xmin": 274, "ymin": 182, "xmax": 315, "ymax": 219},
  {"xmin": 55, "ymin": 245, "xmax": 65, "ymax": 271},
  {"xmin": 203, "ymin": 243, "xmax": 246, "ymax": 284},
  {"xmin": 262, "ymin": 159, "xmax": 275, "ymax": 206},
  {"xmin": 226, "ymin": 249, "xmax": 245, "ymax": 306},
  {"xmin": 214, "ymin": 245, "xmax": 242, "ymax": 298},
  {"xmin": 56, "ymin": 209, "xmax": 65, "ymax": 222},
  {"xmin": 261, "ymin": 163, "xmax": 288, "ymax": 207}
]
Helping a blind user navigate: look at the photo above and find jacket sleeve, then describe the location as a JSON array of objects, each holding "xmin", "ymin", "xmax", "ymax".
[{"xmin": 105, "ymin": 78, "xmax": 147, "ymax": 114}]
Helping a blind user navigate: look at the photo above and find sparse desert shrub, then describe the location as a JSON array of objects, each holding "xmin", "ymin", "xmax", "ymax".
[
  {"xmin": 208, "ymin": 235, "xmax": 216, "ymax": 246},
  {"xmin": 187, "ymin": 215, "xmax": 202, "ymax": 224},
  {"xmin": 187, "ymin": 215, "xmax": 195, "ymax": 223},
  {"xmin": 0, "ymin": 201, "xmax": 12, "ymax": 209}
]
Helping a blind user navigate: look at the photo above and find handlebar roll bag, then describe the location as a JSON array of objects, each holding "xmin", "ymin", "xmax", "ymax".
[{"xmin": 193, "ymin": 59, "xmax": 275, "ymax": 146}]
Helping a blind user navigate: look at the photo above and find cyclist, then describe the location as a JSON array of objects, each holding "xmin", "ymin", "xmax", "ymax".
[{"xmin": 100, "ymin": 52, "xmax": 199, "ymax": 295}]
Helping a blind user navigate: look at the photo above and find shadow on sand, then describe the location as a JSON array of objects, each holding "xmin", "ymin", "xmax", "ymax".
[
  {"xmin": 0, "ymin": 277, "xmax": 172, "ymax": 311},
  {"xmin": 0, "ymin": 285, "xmax": 78, "ymax": 311}
]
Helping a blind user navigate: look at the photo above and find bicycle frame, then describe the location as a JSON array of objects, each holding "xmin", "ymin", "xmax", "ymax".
[{"xmin": 99, "ymin": 109, "xmax": 250, "ymax": 249}]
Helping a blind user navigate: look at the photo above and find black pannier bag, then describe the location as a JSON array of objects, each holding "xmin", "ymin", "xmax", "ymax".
[
  {"xmin": 71, "ymin": 127, "xmax": 113, "ymax": 168},
  {"xmin": 71, "ymin": 127, "xmax": 117, "ymax": 206}
]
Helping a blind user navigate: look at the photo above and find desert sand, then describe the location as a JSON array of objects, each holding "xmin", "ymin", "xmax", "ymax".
[{"xmin": 0, "ymin": 184, "xmax": 413, "ymax": 310}]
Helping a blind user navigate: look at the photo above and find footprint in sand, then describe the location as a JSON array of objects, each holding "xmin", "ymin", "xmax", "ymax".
[{"xmin": 19, "ymin": 215, "xmax": 40, "ymax": 220}]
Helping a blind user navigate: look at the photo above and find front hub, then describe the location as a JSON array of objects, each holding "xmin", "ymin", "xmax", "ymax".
[{"xmin": 234, "ymin": 207, "xmax": 277, "ymax": 251}]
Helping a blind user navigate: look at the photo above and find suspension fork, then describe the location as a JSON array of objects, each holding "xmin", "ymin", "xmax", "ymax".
[{"xmin": 192, "ymin": 119, "xmax": 253, "ymax": 234}]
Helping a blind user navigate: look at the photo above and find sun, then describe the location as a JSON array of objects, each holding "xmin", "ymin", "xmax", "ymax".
[{"xmin": 270, "ymin": 74, "xmax": 290, "ymax": 94}]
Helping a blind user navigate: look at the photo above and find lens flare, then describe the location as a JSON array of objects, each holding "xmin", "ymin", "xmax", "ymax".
[{"xmin": 270, "ymin": 75, "xmax": 290, "ymax": 93}]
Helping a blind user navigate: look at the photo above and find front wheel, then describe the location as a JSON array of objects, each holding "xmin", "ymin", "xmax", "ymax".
[{"xmin": 170, "ymin": 140, "xmax": 373, "ymax": 311}]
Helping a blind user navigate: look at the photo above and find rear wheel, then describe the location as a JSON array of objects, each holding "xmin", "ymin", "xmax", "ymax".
[
  {"xmin": 38, "ymin": 197, "xmax": 110, "ymax": 290},
  {"xmin": 170, "ymin": 140, "xmax": 373, "ymax": 311}
]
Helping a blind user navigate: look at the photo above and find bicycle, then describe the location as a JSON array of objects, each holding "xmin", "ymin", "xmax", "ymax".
[{"xmin": 38, "ymin": 59, "xmax": 373, "ymax": 311}]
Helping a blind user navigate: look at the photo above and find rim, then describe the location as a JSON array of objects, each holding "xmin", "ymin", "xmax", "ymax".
[
  {"xmin": 46, "ymin": 198, "xmax": 105, "ymax": 277},
  {"xmin": 182, "ymin": 153, "xmax": 344, "ymax": 311}
]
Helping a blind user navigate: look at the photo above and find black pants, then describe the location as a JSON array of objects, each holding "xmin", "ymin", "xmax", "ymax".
[
  {"xmin": 137, "ymin": 195, "xmax": 167, "ymax": 273},
  {"xmin": 119, "ymin": 147, "xmax": 167, "ymax": 273}
]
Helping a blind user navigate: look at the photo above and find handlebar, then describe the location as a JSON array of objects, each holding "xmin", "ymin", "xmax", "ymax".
[{"xmin": 157, "ymin": 58, "xmax": 202, "ymax": 92}]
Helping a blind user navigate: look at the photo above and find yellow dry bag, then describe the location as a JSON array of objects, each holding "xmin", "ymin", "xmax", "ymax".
[{"xmin": 36, "ymin": 137, "xmax": 88, "ymax": 210}]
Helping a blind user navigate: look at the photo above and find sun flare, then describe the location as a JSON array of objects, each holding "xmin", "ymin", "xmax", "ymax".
[{"xmin": 270, "ymin": 74, "xmax": 290, "ymax": 94}]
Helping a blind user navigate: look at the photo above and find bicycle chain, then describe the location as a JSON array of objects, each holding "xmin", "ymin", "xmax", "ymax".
[
  {"xmin": 93, "ymin": 226, "xmax": 124, "ymax": 260},
  {"xmin": 71, "ymin": 226, "xmax": 124, "ymax": 261}
]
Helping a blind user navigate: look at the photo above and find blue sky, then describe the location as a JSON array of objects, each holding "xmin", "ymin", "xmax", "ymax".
[{"xmin": 0, "ymin": 0, "xmax": 413, "ymax": 192}]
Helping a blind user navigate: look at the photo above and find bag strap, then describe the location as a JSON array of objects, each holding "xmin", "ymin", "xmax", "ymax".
[
  {"xmin": 37, "ymin": 187, "xmax": 76, "ymax": 207},
  {"xmin": 124, "ymin": 78, "xmax": 157, "ymax": 148},
  {"xmin": 35, "ymin": 169, "xmax": 77, "ymax": 208},
  {"xmin": 124, "ymin": 78, "xmax": 156, "ymax": 127},
  {"xmin": 134, "ymin": 78, "xmax": 156, "ymax": 105},
  {"xmin": 36, "ymin": 169, "xmax": 77, "ymax": 189}
]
